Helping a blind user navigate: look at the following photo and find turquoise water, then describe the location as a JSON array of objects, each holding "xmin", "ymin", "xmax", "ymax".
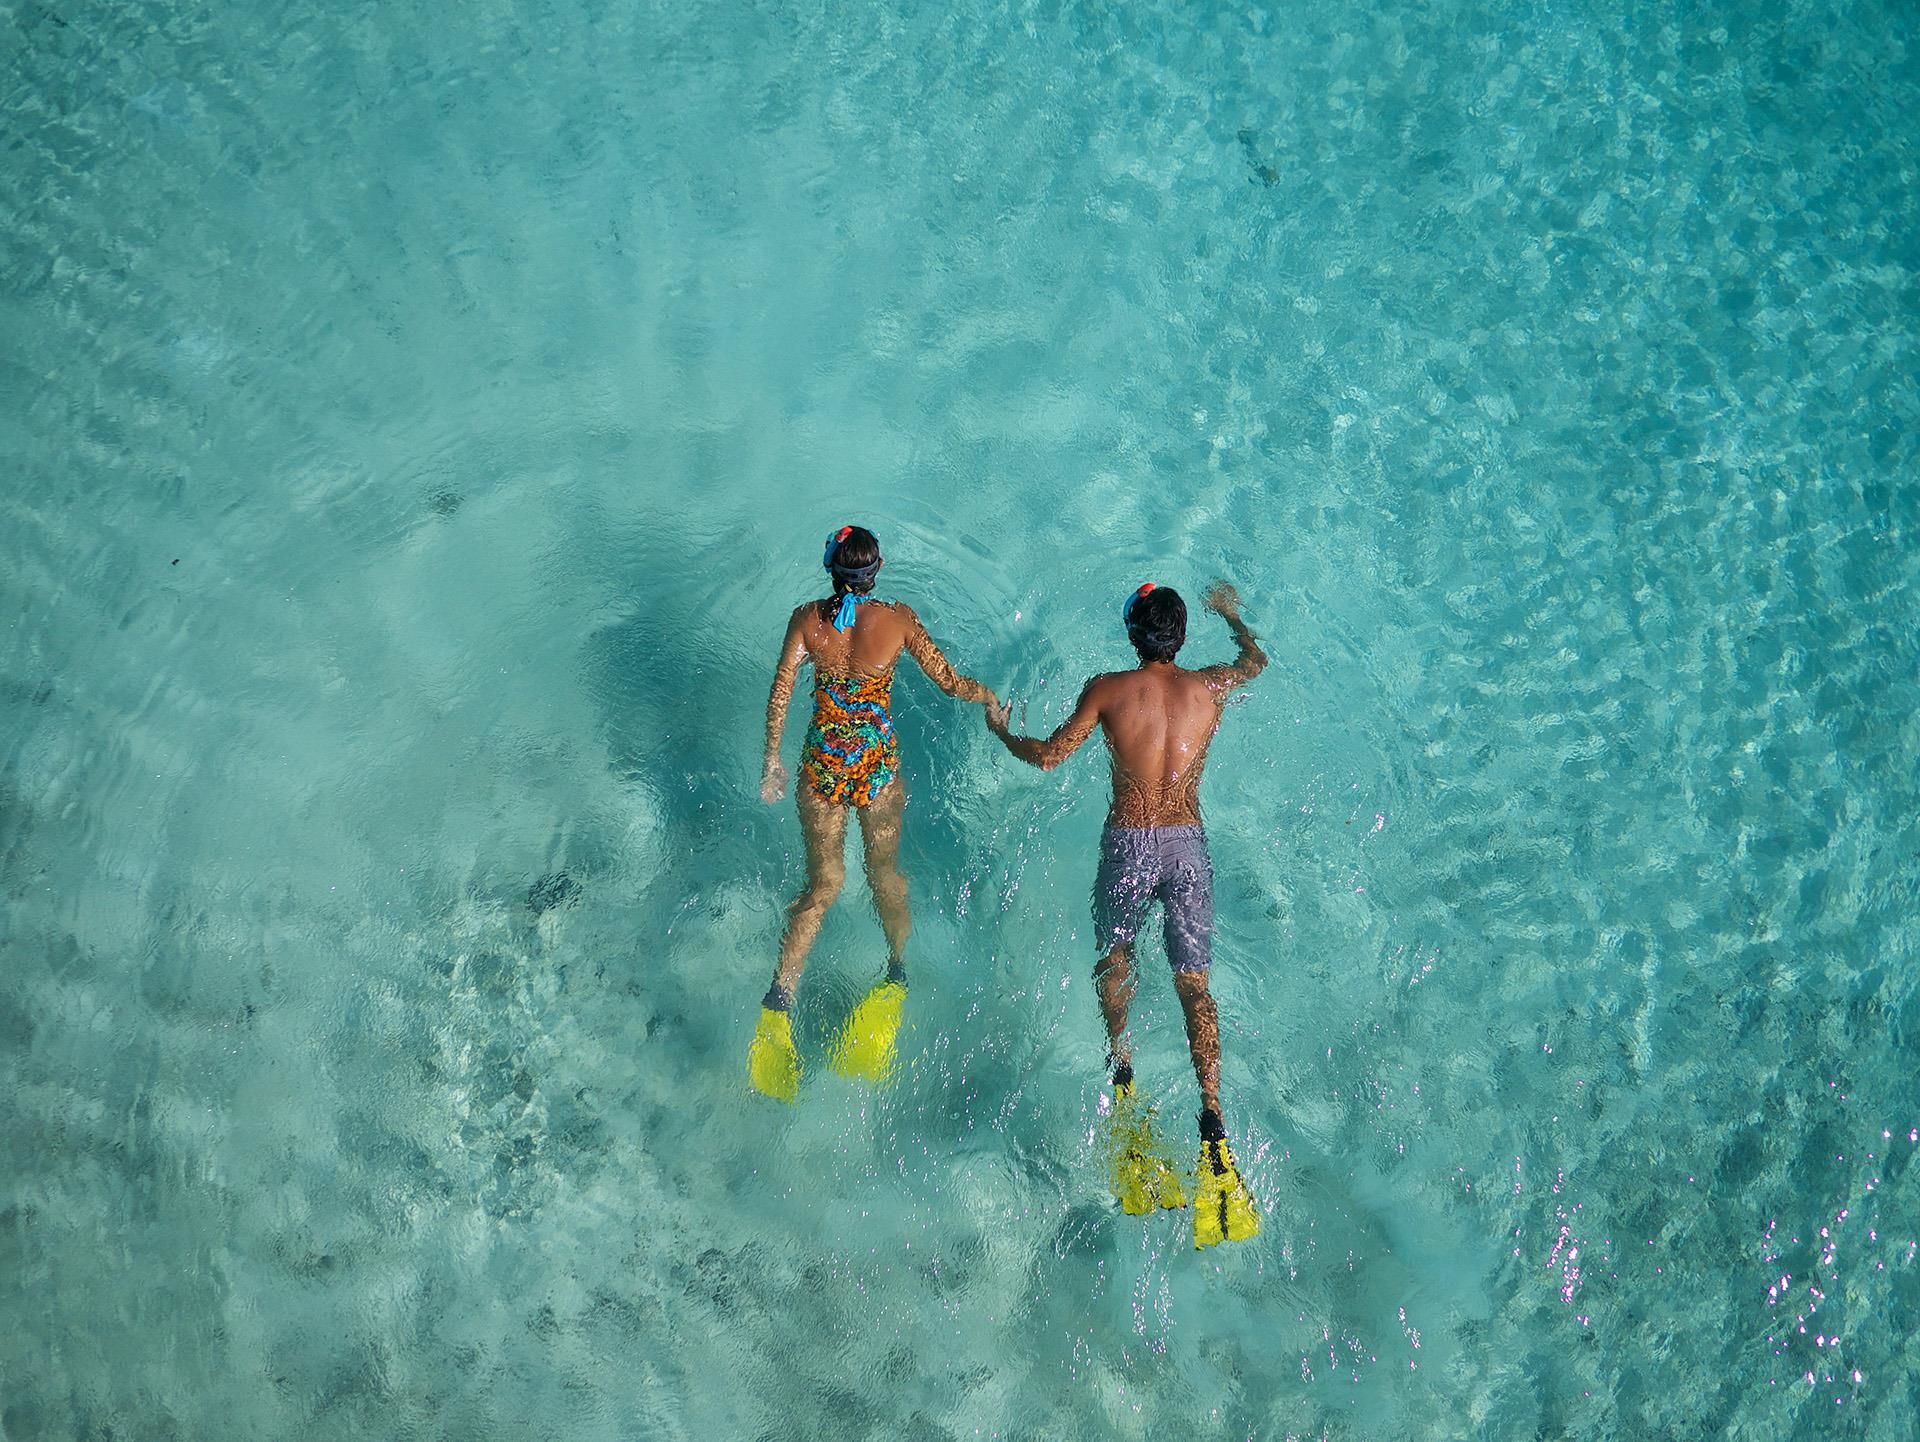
[{"xmin": 4, "ymin": 0, "xmax": 1919, "ymax": 1435}]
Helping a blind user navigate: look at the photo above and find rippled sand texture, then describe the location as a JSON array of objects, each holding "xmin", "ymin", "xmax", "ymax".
[{"xmin": 4, "ymin": 0, "xmax": 1919, "ymax": 1438}]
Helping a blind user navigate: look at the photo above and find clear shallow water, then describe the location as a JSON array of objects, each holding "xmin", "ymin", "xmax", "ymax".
[{"xmin": 4, "ymin": 0, "xmax": 1919, "ymax": 1436}]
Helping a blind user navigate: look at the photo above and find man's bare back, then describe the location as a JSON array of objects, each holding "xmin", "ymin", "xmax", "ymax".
[
  {"xmin": 1069, "ymin": 663, "xmax": 1234, "ymax": 827},
  {"xmin": 985, "ymin": 582, "xmax": 1265, "ymax": 826}
]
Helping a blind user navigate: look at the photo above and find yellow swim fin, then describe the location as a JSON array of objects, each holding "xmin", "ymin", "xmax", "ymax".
[
  {"xmin": 748, "ymin": 1006, "xmax": 801, "ymax": 1102},
  {"xmin": 829, "ymin": 980, "xmax": 906, "ymax": 1082},
  {"xmin": 1108, "ymin": 1081, "xmax": 1187, "ymax": 1215},
  {"xmin": 1193, "ymin": 1137, "xmax": 1260, "ymax": 1247}
]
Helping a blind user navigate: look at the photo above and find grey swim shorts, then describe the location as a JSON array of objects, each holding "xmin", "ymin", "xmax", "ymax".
[{"xmin": 1092, "ymin": 824, "xmax": 1214, "ymax": 973}]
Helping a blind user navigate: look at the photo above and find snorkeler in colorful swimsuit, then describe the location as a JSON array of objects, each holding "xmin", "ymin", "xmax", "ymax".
[
  {"xmin": 986, "ymin": 579, "xmax": 1267, "ymax": 1248},
  {"xmin": 748, "ymin": 525, "xmax": 997, "ymax": 1101},
  {"xmin": 801, "ymin": 669, "xmax": 899, "ymax": 807}
]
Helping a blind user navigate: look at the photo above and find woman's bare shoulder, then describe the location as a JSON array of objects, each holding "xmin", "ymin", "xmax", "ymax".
[
  {"xmin": 868, "ymin": 598, "xmax": 918, "ymax": 633},
  {"xmin": 786, "ymin": 600, "xmax": 829, "ymax": 646}
]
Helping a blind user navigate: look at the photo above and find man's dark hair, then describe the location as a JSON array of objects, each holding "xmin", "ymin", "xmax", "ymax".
[
  {"xmin": 826, "ymin": 526, "xmax": 881, "ymax": 594},
  {"xmin": 1127, "ymin": 586, "xmax": 1186, "ymax": 663}
]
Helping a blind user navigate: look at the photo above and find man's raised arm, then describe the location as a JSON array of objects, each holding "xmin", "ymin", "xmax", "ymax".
[{"xmin": 1198, "ymin": 581, "xmax": 1266, "ymax": 692}]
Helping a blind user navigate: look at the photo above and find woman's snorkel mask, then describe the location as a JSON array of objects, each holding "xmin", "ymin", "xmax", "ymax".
[
  {"xmin": 824, "ymin": 526, "xmax": 881, "ymax": 631},
  {"xmin": 823, "ymin": 526, "xmax": 882, "ymax": 589}
]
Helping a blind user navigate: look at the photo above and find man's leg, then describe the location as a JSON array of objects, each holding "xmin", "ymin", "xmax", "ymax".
[
  {"xmin": 1172, "ymin": 970, "xmax": 1222, "ymax": 1119},
  {"xmin": 1101, "ymin": 940, "xmax": 1185, "ymax": 1213},
  {"xmin": 1092, "ymin": 827, "xmax": 1150, "ymax": 1082},
  {"xmin": 1160, "ymin": 830, "xmax": 1220, "ymax": 1123},
  {"xmin": 1163, "ymin": 833, "xmax": 1257, "ymax": 1244},
  {"xmin": 1180, "ymin": 962, "xmax": 1257, "ymax": 1245},
  {"xmin": 1094, "ymin": 945, "xmax": 1137, "ymax": 1077}
]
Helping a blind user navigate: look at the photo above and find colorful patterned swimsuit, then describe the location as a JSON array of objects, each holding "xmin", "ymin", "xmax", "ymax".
[{"xmin": 801, "ymin": 670, "xmax": 899, "ymax": 807}]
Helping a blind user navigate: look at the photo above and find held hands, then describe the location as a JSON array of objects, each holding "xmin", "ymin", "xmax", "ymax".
[
  {"xmin": 1204, "ymin": 580, "xmax": 1243, "ymax": 620},
  {"xmin": 984, "ymin": 698, "xmax": 1012, "ymax": 737},
  {"xmin": 761, "ymin": 760, "xmax": 790, "ymax": 804}
]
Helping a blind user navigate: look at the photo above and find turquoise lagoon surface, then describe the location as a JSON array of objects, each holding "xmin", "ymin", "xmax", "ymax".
[{"xmin": 4, "ymin": 0, "xmax": 1919, "ymax": 1437}]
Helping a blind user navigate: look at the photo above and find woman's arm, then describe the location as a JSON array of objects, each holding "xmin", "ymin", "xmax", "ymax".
[
  {"xmin": 900, "ymin": 605, "xmax": 997, "ymax": 707},
  {"xmin": 762, "ymin": 608, "xmax": 809, "ymax": 802}
]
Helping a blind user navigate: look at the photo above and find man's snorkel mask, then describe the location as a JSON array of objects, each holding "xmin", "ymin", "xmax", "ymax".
[
  {"xmin": 1122, "ymin": 581, "xmax": 1156, "ymax": 630},
  {"xmin": 1123, "ymin": 581, "xmax": 1186, "ymax": 661}
]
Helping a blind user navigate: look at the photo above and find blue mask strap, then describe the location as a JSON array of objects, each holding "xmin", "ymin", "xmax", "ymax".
[{"xmin": 1123, "ymin": 582, "xmax": 1156, "ymax": 626}]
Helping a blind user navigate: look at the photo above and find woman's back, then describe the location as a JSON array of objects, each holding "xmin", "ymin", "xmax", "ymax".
[{"xmin": 794, "ymin": 597, "xmax": 913, "ymax": 678}]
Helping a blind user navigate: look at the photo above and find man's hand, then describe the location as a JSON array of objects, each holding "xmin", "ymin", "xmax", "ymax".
[
  {"xmin": 1198, "ymin": 581, "xmax": 1266, "ymax": 690},
  {"xmin": 761, "ymin": 761, "xmax": 790, "ymax": 804},
  {"xmin": 984, "ymin": 699, "xmax": 1013, "ymax": 737},
  {"xmin": 1204, "ymin": 581, "xmax": 1243, "ymax": 619}
]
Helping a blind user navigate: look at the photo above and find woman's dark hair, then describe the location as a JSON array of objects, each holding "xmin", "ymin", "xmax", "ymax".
[
  {"xmin": 818, "ymin": 526, "xmax": 882, "ymax": 623},
  {"xmin": 1127, "ymin": 586, "xmax": 1186, "ymax": 662}
]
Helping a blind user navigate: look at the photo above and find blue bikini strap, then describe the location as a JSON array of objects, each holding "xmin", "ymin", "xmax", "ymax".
[{"xmin": 832, "ymin": 593, "xmax": 873, "ymax": 632}]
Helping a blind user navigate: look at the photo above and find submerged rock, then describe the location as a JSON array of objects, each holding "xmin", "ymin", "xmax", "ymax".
[{"xmin": 527, "ymin": 871, "xmax": 581, "ymax": 916}]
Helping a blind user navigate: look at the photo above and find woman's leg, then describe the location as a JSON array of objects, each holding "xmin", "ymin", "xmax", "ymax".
[
  {"xmin": 855, "ymin": 779, "xmax": 910, "ymax": 971},
  {"xmin": 771, "ymin": 784, "xmax": 848, "ymax": 999}
]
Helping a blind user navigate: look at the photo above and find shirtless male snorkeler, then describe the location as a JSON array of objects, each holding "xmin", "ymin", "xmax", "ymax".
[
  {"xmin": 748, "ymin": 525, "xmax": 997, "ymax": 1102},
  {"xmin": 986, "ymin": 580, "xmax": 1265, "ymax": 1247}
]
